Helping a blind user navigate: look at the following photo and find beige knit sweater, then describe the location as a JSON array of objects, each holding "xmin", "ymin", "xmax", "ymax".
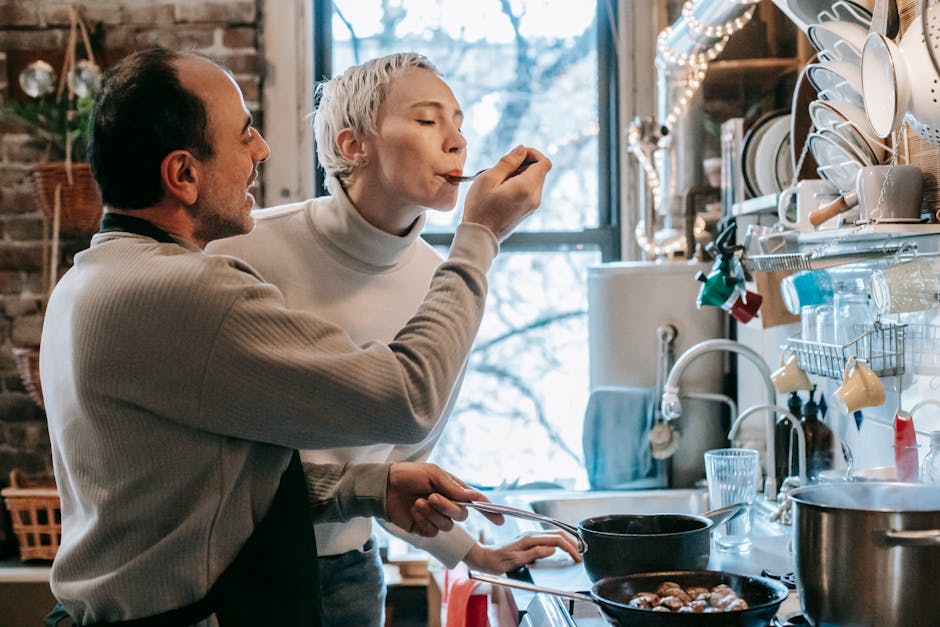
[{"xmin": 40, "ymin": 222, "xmax": 497, "ymax": 623}]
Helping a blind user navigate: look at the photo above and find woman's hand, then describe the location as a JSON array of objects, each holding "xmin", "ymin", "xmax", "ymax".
[{"xmin": 462, "ymin": 531, "xmax": 582, "ymax": 575}]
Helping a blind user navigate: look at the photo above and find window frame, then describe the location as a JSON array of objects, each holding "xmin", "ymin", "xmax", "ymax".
[{"xmin": 310, "ymin": 0, "xmax": 622, "ymax": 262}]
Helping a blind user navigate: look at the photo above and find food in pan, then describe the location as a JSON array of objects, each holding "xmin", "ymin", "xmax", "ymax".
[{"xmin": 627, "ymin": 581, "xmax": 749, "ymax": 613}]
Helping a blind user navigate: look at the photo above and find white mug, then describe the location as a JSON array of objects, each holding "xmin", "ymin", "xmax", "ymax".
[
  {"xmin": 778, "ymin": 179, "xmax": 839, "ymax": 231},
  {"xmin": 856, "ymin": 165, "xmax": 923, "ymax": 222}
]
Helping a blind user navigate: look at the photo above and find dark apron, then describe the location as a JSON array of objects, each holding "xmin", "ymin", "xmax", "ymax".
[{"xmin": 46, "ymin": 215, "xmax": 322, "ymax": 626}]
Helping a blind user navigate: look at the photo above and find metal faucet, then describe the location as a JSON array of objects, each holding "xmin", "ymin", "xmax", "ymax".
[
  {"xmin": 729, "ymin": 404, "xmax": 807, "ymax": 486},
  {"xmin": 661, "ymin": 339, "xmax": 780, "ymax": 498}
]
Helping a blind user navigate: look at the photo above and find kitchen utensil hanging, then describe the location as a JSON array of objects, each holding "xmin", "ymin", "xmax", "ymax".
[{"xmin": 862, "ymin": 14, "xmax": 940, "ymax": 144}]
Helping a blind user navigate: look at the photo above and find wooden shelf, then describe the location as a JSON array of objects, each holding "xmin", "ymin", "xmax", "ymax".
[{"xmin": 705, "ymin": 57, "xmax": 802, "ymax": 89}]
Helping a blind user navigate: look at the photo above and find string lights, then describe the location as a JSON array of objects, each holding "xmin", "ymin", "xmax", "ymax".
[{"xmin": 655, "ymin": 0, "xmax": 760, "ymax": 133}]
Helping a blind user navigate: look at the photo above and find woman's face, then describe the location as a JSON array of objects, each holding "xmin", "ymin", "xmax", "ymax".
[{"xmin": 358, "ymin": 67, "xmax": 467, "ymax": 219}]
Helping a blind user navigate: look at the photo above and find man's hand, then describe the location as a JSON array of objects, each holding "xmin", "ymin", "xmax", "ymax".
[
  {"xmin": 385, "ymin": 462, "xmax": 505, "ymax": 537},
  {"xmin": 462, "ymin": 145, "xmax": 551, "ymax": 241},
  {"xmin": 463, "ymin": 531, "xmax": 583, "ymax": 574}
]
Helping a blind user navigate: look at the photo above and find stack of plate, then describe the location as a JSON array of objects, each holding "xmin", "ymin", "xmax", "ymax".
[{"xmin": 742, "ymin": 111, "xmax": 794, "ymax": 198}]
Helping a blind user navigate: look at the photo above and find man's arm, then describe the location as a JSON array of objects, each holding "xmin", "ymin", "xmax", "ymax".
[{"xmin": 302, "ymin": 461, "xmax": 503, "ymax": 537}]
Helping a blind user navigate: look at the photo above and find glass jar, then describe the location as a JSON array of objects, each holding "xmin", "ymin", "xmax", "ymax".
[{"xmin": 833, "ymin": 278, "xmax": 872, "ymax": 346}]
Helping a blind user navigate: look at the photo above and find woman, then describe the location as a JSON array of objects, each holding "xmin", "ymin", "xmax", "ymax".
[{"xmin": 209, "ymin": 52, "xmax": 578, "ymax": 626}]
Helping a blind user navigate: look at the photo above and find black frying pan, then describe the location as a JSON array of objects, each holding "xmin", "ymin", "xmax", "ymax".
[
  {"xmin": 471, "ymin": 569, "xmax": 789, "ymax": 627},
  {"xmin": 460, "ymin": 501, "xmax": 747, "ymax": 582}
]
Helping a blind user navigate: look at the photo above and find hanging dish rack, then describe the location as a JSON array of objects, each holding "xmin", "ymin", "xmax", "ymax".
[
  {"xmin": 787, "ymin": 319, "xmax": 906, "ymax": 379},
  {"xmin": 742, "ymin": 242, "xmax": 912, "ymax": 273}
]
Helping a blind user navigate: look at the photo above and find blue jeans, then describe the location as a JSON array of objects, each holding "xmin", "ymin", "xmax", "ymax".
[{"xmin": 318, "ymin": 536, "xmax": 386, "ymax": 627}]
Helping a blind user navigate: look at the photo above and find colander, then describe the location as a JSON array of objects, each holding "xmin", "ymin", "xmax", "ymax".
[{"xmin": 861, "ymin": 16, "xmax": 940, "ymax": 144}]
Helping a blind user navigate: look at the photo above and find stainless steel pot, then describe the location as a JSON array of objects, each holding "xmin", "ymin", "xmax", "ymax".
[{"xmin": 789, "ymin": 482, "xmax": 940, "ymax": 626}]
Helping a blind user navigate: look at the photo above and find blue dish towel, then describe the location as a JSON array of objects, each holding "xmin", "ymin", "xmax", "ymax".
[{"xmin": 582, "ymin": 386, "xmax": 662, "ymax": 489}]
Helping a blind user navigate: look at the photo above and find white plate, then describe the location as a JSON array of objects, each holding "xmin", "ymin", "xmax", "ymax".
[
  {"xmin": 805, "ymin": 60, "xmax": 864, "ymax": 107},
  {"xmin": 742, "ymin": 111, "xmax": 788, "ymax": 198},
  {"xmin": 755, "ymin": 115, "xmax": 791, "ymax": 196},
  {"xmin": 774, "ymin": 132, "xmax": 794, "ymax": 191},
  {"xmin": 807, "ymin": 20, "xmax": 867, "ymax": 65}
]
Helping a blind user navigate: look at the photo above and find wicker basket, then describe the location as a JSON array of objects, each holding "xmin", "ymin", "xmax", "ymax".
[
  {"xmin": 1, "ymin": 469, "xmax": 61, "ymax": 561},
  {"xmin": 28, "ymin": 162, "xmax": 103, "ymax": 237},
  {"xmin": 11, "ymin": 345, "xmax": 43, "ymax": 409}
]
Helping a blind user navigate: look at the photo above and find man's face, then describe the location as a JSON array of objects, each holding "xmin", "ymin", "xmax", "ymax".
[
  {"xmin": 177, "ymin": 57, "xmax": 271, "ymax": 243},
  {"xmin": 360, "ymin": 67, "xmax": 467, "ymax": 216}
]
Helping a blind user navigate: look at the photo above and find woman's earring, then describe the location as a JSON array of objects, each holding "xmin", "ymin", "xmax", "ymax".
[{"xmin": 356, "ymin": 158, "xmax": 369, "ymax": 168}]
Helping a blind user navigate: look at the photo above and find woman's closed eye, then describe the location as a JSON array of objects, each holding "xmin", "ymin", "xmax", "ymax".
[{"xmin": 416, "ymin": 119, "xmax": 435, "ymax": 126}]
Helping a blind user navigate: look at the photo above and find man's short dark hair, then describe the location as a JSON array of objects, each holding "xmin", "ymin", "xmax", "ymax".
[{"xmin": 89, "ymin": 47, "xmax": 215, "ymax": 209}]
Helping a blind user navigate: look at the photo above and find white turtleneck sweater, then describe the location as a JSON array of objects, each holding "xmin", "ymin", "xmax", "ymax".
[{"xmin": 208, "ymin": 177, "xmax": 476, "ymax": 567}]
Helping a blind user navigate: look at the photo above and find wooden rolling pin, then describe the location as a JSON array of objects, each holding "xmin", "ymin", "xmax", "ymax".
[{"xmin": 808, "ymin": 191, "xmax": 857, "ymax": 227}]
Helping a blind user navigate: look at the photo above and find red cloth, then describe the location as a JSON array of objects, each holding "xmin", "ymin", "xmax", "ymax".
[{"xmin": 442, "ymin": 563, "xmax": 488, "ymax": 627}]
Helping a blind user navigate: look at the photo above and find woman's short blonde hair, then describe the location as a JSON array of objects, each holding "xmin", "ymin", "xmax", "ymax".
[{"xmin": 313, "ymin": 52, "xmax": 439, "ymax": 185}]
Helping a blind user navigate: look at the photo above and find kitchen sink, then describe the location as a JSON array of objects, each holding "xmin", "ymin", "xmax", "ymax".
[{"xmin": 526, "ymin": 488, "xmax": 709, "ymax": 522}]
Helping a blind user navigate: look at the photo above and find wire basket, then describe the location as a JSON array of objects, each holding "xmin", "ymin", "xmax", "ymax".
[
  {"xmin": 906, "ymin": 321, "xmax": 940, "ymax": 375},
  {"xmin": 787, "ymin": 320, "xmax": 906, "ymax": 379},
  {"xmin": 1, "ymin": 469, "xmax": 61, "ymax": 561}
]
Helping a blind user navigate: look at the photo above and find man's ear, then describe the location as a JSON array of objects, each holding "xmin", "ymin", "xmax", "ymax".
[
  {"xmin": 161, "ymin": 150, "xmax": 199, "ymax": 205},
  {"xmin": 336, "ymin": 128, "xmax": 368, "ymax": 164}
]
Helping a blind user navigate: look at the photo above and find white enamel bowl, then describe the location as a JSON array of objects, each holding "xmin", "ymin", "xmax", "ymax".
[
  {"xmin": 808, "ymin": 99, "xmax": 886, "ymax": 164},
  {"xmin": 786, "ymin": 0, "xmax": 873, "ymax": 32},
  {"xmin": 806, "ymin": 60, "xmax": 864, "ymax": 107},
  {"xmin": 862, "ymin": 16, "xmax": 940, "ymax": 144},
  {"xmin": 808, "ymin": 130, "xmax": 866, "ymax": 193},
  {"xmin": 808, "ymin": 19, "xmax": 868, "ymax": 65}
]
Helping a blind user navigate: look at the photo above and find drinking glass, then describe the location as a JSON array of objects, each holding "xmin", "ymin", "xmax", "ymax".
[{"xmin": 704, "ymin": 448, "xmax": 760, "ymax": 552}]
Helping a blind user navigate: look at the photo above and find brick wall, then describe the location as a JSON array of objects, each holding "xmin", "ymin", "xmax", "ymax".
[{"xmin": 0, "ymin": 0, "xmax": 264, "ymax": 557}]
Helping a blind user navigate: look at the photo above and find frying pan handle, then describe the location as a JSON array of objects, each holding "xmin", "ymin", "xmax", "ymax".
[
  {"xmin": 456, "ymin": 501, "xmax": 587, "ymax": 553},
  {"xmin": 873, "ymin": 528, "xmax": 940, "ymax": 547},
  {"xmin": 469, "ymin": 571, "xmax": 595, "ymax": 604}
]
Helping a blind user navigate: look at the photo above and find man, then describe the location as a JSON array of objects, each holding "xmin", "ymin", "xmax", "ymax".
[
  {"xmin": 40, "ymin": 47, "xmax": 549, "ymax": 626},
  {"xmin": 209, "ymin": 52, "xmax": 578, "ymax": 626}
]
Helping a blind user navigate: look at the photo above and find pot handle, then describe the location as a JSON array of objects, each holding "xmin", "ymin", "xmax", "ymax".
[
  {"xmin": 456, "ymin": 501, "xmax": 587, "ymax": 553},
  {"xmin": 872, "ymin": 528, "xmax": 940, "ymax": 547},
  {"xmin": 469, "ymin": 571, "xmax": 595, "ymax": 604}
]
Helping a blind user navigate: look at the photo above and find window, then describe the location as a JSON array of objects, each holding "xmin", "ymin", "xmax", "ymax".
[{"xmin": 313, "ymin": 0, "xmax": 620, "ymax": 488}]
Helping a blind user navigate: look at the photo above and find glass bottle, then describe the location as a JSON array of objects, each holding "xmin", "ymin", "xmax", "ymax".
[
  {"xmin": 920, "ymin": 431, "xmax": 940, "ymax": 485},
  {"xmin": 801, "ymin": 386, "xmax": 833, "ymax": 481},
  {"xmin": 776, "ymin": 391, "xmax": 802, "ymax": 482}
]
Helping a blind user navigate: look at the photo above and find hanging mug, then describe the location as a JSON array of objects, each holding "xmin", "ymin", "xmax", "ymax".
[
  {"xmin": 771, "ymin": 348, "xmax": 813, "ymax": 394},
  {"xmin": 834, "ymin": 355, "xmax": 885, "ymax": 414}
]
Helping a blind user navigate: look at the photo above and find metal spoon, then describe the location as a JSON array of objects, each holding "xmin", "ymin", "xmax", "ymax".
[
  {"xmin": 841, "ymin": 439, "xmax": 855, "ymax": 481},
  {"xmin": 444, "ymin": 157, "xmax": 537, "ymax": 184}
]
